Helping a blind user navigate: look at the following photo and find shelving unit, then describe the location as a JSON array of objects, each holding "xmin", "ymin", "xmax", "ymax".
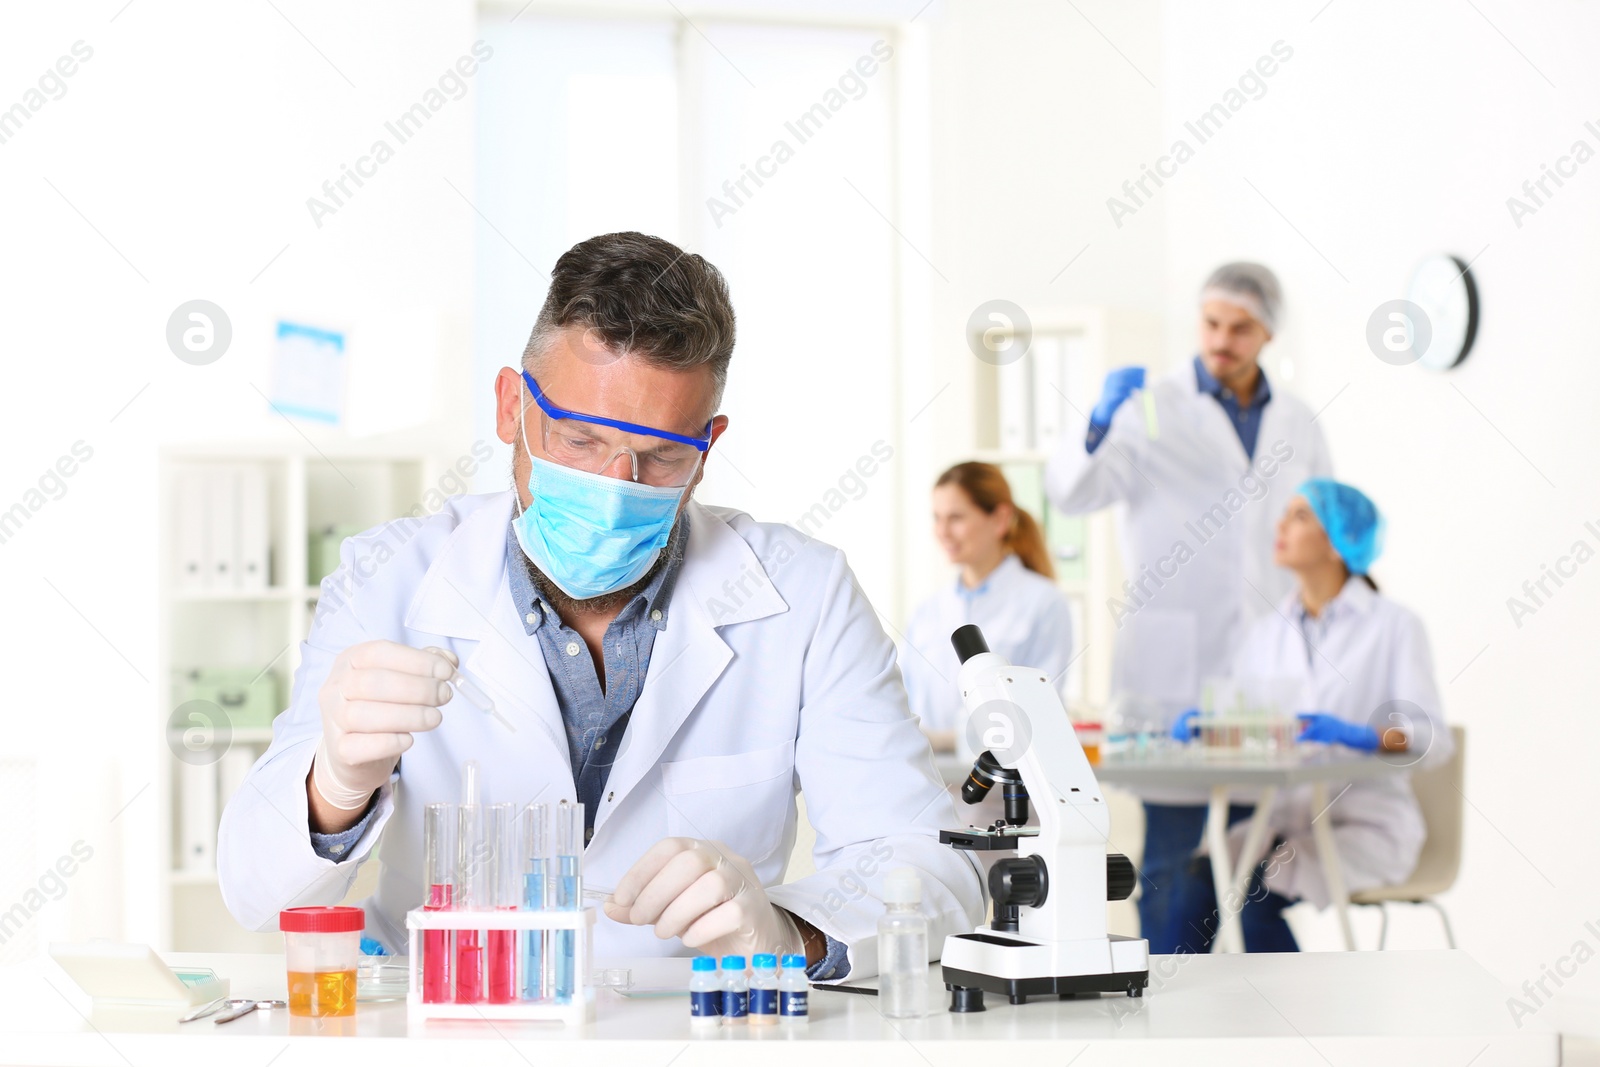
[
  {"xmin": 156, "ymin": 442, "xmax": 458, "ymax": 952},
  {"xmin": 968, "ymin": 307, "xmax": 1164, "ymax": 714}
]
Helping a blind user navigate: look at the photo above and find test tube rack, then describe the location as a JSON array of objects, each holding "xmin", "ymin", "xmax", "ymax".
[{"xmin": 404, "ymin": 906, "xmax": 597, "ymax": 1024}]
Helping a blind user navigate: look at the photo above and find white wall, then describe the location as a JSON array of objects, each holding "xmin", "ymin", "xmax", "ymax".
[
  {"xmin": 908, "ymin": 0, "xmax": 1168, "ymax": 617},
  {"xmin": 1160, "ymin": 0, "xmax": 1600, "ymax": 1015},
  {"xmin": 0, "ymin": 0, "xmax": 479, "ymax": 951}
]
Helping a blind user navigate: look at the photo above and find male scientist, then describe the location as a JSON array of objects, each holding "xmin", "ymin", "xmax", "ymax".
[
  {"xmin": 219, "ymin": 232, "xmax": 983, "ymax": 979},
  {"xmin": 1044, "ymin": 263, "xmax": 1332, "ymax": 951}
]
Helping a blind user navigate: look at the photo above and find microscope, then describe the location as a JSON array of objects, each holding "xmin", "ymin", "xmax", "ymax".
[{"xmin": 939, "ymin": 624, "xmax": 1149, "ymax": 1011}]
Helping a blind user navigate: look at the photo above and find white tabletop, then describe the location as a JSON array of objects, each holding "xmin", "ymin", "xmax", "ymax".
[
  {"xmin": 1094, "ymin": 747, "xmax": 1413, "ymax": 790},
  {"xmin": 7, "ymin": 949, "xmax": 1556, "ymax": 1066}
]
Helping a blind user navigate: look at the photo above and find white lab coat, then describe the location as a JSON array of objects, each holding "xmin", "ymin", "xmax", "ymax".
[
  {"xmin": 217, "ymin": 492, "xmax": 983, "ymax": 978},
  {"xmin": 900, "ymin": 554, "xmax": 1074, "ymax": 741},
  {"xmin": 1045, "ymin": 359, "xmax": 1331, "ymax": 801},
  {"xmin": 1222, "ymin": 578, "xmax": 1454, "ymax": 907}
]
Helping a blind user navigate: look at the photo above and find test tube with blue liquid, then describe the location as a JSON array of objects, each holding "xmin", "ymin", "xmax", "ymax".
[
  {"xmin": 520, "ymin": 803, "xmax": 550, "ymax": 1002},
  {"xmin": 554, "ymin": 800, "xmax": 583, "ymax": 1002}
]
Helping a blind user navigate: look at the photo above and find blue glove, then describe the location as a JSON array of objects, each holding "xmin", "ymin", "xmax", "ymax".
[
  {"xmin": 1170, "ymin": 708, "xmax": 1200, "ymax": 743},
  {"xmin": 1091, "ymin": 367, "xmax": 1146, "ymax": 428},
  {"xmin": 360, "ymin": 937, "xmax": 388, "ymax": 956},
  {"xmin": 1296, "ymin": 712, "xmax": 1379, "ymax": 752}
]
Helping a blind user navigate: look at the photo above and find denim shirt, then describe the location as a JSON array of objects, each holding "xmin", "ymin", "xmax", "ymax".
[
  {"xmin": 1191, "ymin": 354, "xmax": 1272, "ymax": 460},
  {"xmin": 309, "ymin": 511, "xmax": 850, "ymax": 979}
]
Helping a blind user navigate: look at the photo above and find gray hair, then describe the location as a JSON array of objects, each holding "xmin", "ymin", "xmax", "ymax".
[
  {"xmin": 522, "ymin": 232, "xmax": 736, "ymax": 409},
  {"xmin": 1200, "ymin": 261, "xmax": 1282, "ymax": 333}
]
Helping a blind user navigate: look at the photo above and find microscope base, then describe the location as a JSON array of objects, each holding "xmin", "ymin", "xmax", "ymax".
[
  {"xmin": 943, "ymin": 966, "xmax": 1148, "ymax": 1010},
  {"xmin": 941, "ymin": 932, "xmax": 1149, "ymax": 1011}
]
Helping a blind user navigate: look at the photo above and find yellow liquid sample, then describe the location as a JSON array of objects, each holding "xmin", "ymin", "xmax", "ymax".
[{"xmin": 287, "ymin": 969, "xmax": 358, "ymax": 1017}]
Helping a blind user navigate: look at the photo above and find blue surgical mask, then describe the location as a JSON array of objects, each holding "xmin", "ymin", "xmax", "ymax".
[{"xmin": 511, "ymin": 449, "xmax": 690, "ymax": 600}]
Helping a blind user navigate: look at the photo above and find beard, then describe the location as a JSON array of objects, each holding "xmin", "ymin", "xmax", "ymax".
[{"xmin": 524, "ymin": 549, "xmax": 669, "ymax": 619}]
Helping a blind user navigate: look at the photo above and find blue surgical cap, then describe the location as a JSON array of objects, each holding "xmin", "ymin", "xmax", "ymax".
[{"xmin": 1296, "ymin": 479, "xmax": 1385, "ymax": 575}]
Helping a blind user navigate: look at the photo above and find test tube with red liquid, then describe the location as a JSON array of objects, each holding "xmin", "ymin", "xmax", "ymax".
[
  {"xmin": 485, "ymin": 802, "xmax": 518, "ymax": 1003},
  {"xmin": 421, "ymin": 802, "xmax": 455, "ymax": 1003},
  {"xmin": 454, "ymin": 762, "xmax": 485, "ymax": 1003}
]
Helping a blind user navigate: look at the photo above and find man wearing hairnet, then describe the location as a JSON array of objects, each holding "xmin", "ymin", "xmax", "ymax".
[{"xmin": 1046, "ymin": 262, "xmax": 1333, "ymax": 952}]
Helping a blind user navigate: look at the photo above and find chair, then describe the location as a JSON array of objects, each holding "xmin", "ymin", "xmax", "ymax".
[{"xmin": 1350, "ymin": 725, "xmax": 1466, "ymax": 948}]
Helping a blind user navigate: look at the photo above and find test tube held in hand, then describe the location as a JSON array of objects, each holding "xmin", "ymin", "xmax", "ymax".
[
  {"xmin": 554, "ymin": 800, "xmax": 583, "ymax": 1003},
  {"xmin": 485, "ymin": 802, "xmax": 518, "ymax": 1003},
  {"xmin": 421, "ymin": 802, "xmax": 456, "ymax": 1003},
  {"xmin": 520, "ymin": 803, "xmax": 551, "ymax": 1002},
  {"xmin": 454, "ymin": 761, "xmax": 486, "ymax": 1004}
]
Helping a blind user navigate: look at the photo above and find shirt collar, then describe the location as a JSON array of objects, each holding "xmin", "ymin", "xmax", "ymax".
[
  {"xmin": 954, "ymin": 553, "xmax": 1020, "ymax": 599},
  {"xmin": 1290, "ymin": 574, "xmax": 1376, "ymax": 625},
  {"xmin": 1192, "ymin": 354, "xmax": 1272, "ymax": 406},
  {"xmin": 505, "ymin": 510, "xmax": 690, "ymax": 636}
]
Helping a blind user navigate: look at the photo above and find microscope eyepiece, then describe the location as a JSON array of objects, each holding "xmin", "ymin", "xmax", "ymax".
[{"xmin": 950, "ymin": 624, "xmax": 990, "ymax": 664}]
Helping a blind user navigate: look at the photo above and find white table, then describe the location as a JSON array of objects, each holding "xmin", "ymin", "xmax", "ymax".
[
  {"xmin": 1096, "ymin": 749, "xmax": 1414, "ymax": 952},
  {"xmin": 4, "ymin": 950, "xmax": 1558, "ymax": 1065}
]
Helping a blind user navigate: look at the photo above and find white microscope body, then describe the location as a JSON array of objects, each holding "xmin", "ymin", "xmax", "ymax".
[{"xmin": 939, "ymin": 624, "xmax": 1149, "ymax": 1011}]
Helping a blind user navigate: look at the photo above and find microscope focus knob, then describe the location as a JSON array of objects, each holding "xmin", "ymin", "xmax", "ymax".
[
  {"xmin": 989, "ymin": 855, "xmax": 1049, "ymax": 909},
  {"xmin": 1106, "ymin": 853, "xmax": 1137, "ymax": 902}
]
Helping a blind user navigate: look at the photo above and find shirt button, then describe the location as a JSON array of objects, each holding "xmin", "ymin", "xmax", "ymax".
[
  {"xmin": 595, "ymin": 737, "xmax": 606, "ymax": 747},
  {"xmin": 650, "ymin": 609, "xmax": 663, "ymax": 622},
  {"xmin": 526, "ymin": 612, "xmax": 538, "ymax": 626},
  {"xmin": 330, "ymin": 844, "xmax": 345, "ymax": 854},
  {"xmin": 566, "ymin": 641, "xmax": 581, "ymax": 657}
]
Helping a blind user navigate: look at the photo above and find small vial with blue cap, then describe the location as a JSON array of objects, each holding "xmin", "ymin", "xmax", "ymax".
[
  {"xmin": 720, "ymin": 955, "xmax": 749, "ymax": 1023},
  {"xmin": 689, "ymin": 956, "xmax": 721, "ymax": 1027},
  {"xmin": 778, "ymin": 954, "xmax": 808, "ymax": 1022},
  {"xmin": 748, "ymin": 953, "xmax": 779, "ymax": 1025}
]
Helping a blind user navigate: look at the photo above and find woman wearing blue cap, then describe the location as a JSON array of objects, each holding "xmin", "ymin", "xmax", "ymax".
[{"xmin": 1163, "ymin": 479, "xmax": 1454, "ymax": 953}]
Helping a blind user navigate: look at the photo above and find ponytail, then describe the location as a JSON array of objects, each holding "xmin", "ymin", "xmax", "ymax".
[
  {"xmin": 1008, "ymin": 508, "xmax": 1054, "ymax": 579},
  {"xmin": 934, "ymin": 462, "xmax": 1055, "ymax": 580}
]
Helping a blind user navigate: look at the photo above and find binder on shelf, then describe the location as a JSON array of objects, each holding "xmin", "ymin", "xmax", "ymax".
[
  {"xmin": 1029, "ymin": 335, "xmax": 1065, "ymax": 448},
  {"xmin": 206, "ymin": 470, "xmax": 238, "ymax": 590},
  {"xmin": 173, "ymin": 473, "xmax": 209, "ymax": 591},
  {"xmin": 236, "ymin": 466, "xmax": 270, "ymax": 591},
  {"xmin": 177, "ymin": 760, "xmax": 218, "ymax": 872},
  {"xmin": 997, "ymin": 357, "xmax": 1033, "ymax": 454}
]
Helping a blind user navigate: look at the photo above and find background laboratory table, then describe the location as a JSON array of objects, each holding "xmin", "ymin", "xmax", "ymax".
[
  {"xmin": 1, "ymin": 949, "xmax": 1558, "ymax": 1066},
  {"xmin": 1096, "ymin": 748, "xmax": 1415, "ymax": 952}
]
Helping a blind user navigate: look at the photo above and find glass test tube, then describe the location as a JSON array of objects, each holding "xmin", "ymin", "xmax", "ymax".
[
  {"xmin": 421, "ymin": 802, "xmax": 456, "ymax": 1003},
  {"xmin": 485, "ymin": 802, "xmax": 518, "ymax": 1004},
  {"xmin": 520, "ymin": 803, "xmax": 551, "ymax": 1002},
  {"xmin": 454, "ymin": 761, "xmax": 486, "ymax": 1004},
  {"xmin": 554, "ymin": 800, "xmax": 583, "ymax": 1003}
]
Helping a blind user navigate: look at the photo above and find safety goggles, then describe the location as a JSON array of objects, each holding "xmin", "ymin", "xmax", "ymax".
[{"xmin": 520, "ymin": 370, "xmax": 713, "ymax": 488}]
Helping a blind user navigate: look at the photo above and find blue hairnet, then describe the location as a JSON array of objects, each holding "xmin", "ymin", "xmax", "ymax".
[{"xmin": 1297, "ymin": 479, "xmax": 1385, "ymax": 575}]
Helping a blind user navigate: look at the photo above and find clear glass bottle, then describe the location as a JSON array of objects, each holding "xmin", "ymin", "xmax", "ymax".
[{"xmin": 877, "ymin": 867, "xmax": 927, "ymax": 1019}]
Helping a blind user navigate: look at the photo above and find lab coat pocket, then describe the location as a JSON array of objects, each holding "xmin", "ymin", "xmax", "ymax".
[{"xmin": 659, "ymin": 740, "xmax": 795, "ymax": 865}]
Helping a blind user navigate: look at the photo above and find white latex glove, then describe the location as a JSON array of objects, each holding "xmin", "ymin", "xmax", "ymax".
[
  {"xmin": 312, "ymin": 640, "xmax": 459, "ymax": 809},
  {"xmin": 604, "ymin": 837, "xmax": 804, "ymax": 959}
]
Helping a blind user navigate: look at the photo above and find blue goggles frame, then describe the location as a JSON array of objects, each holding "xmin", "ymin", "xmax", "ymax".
[{"xmin": 520, "ymin": 370, "xmax": 714, "ymax": 451}]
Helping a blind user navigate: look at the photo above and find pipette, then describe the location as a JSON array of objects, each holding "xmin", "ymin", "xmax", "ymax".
[{"xmin": 423, "ymin": 646, "xmax": 495, "ymax": 714}]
